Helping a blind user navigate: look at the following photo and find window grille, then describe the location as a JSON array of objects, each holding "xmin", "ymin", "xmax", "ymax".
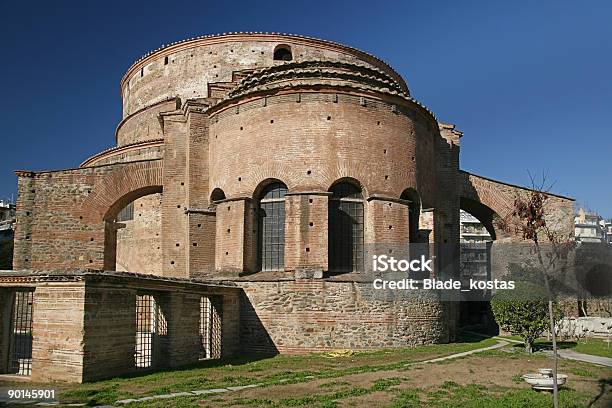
[
  {"xmin": 199, "ymin": 296, "xmax": 222, "ymax": 359},
  {"xmin": 116, "ymin": 201, "xmax": 134, "ymax": 222},
  {"xmin": 258, "ymin": 182, "xmax": 287, "ymax": 271},
  {"xmin": 8, "ymin": 290, "xmax": 34, "ymax": 376},
  {"xmin": 135, "ymin": 294, "xmax": 157, "ymax": 368},
  {"xmin": 328, "ymin": 183, "xmax": 364, "ymax": 273}
]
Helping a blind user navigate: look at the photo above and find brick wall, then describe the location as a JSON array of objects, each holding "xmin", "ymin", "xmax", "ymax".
[
  {"xmin": 116, "ymin": 194, "xmax": 162, "ymax": 274},
  {"xmin": 82, "ymin": 284, "xmax": 136, "ymax": 381},
  {"xmin": 238, "ymin": 280, "xmax": 449, "ymax": 353},
  {"xmin": 31, "ymin": 283, "xmax": 86, "ymax": 383}
]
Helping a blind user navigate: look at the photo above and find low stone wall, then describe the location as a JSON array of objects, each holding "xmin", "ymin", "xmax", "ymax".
[
  {"xmin": 237, "ymin": 279, "xmax": 449, "ymax": 354},
  {"xmin": 0, "ymin": 271, "xmax": 241, "ymax": 383}
]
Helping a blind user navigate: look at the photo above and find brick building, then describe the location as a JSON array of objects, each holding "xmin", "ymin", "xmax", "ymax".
[{"xmin": 0, "ymin": 33, "xmax": 575, "ymax": 382}]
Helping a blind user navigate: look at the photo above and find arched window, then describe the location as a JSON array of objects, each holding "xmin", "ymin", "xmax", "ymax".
[
  {"xmin": 400, "ymin": 188, "xmax": 421, "ymax": 243},
  {"xmin": 258, "ymin": 182, "xmax": 288, "ymax": 271},
  {"xmin": 328, "ymin": 182, "xmax": 364, "ymax": 273},
  {"xmin": 273, "ymin": 45, "xmax": 293, "ymax": 61}
]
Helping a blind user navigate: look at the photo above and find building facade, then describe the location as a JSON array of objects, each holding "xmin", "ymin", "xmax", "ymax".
[
  {"xmin": 574, "ymin": 208, "xmax": 607, "ymax": 243},
  {"xmin": 0, "ymin": 33, "xmax": 575, "ymax": 382}
]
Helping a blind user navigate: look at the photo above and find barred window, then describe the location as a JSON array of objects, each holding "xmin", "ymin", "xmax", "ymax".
[
  {"xmin": 328, "ymin": 182, "xmax": 364, "ymax": 273},
  {"xmin": 116, "ymin": 201, "xmax": 134, "ymax": 222},
  {"xmin": 258, "ymin": 182, "xmax": 287, "ymax": 271}
]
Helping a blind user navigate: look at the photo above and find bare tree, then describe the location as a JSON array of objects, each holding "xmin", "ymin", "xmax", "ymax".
[{"xmin": 505, "ymin": 173, "xmax": 574, "ymax": 408}]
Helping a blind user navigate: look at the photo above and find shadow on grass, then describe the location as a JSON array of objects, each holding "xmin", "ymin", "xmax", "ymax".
[
  {"xmin": 457, "ymin": 330, "xmax": 495, "ymax": 344},
  {"xmin": 588, "ymin": 378, "xmax": 612, "ymax": 407},
  {"xmin": 509, "ymin": 341, "xmax": 577, "ymax": 352},
  {"xmin": 83, "ymin": 352, "xmax": 278, "ymax": 384}
]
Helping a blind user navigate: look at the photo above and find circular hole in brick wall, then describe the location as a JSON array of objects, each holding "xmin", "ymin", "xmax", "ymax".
[
  {"xmin": 193, "ymin": 243, "xmax": 198, "ymax": 246},
  {"xmin": 309, "ymin": 222, "xmax": 314, "ymax": 227},
  {"xmin": 327, "ymin": 116, "xmax": 331, "ymax": 120},
  {"xmin": 307, "ymin": 170, "xmax": 311, "ymax": 175},
  {"xmin": 171, "ymin": 261, "xmax": 175, "ymax": 265},
  {"xmin": 89, "ymin": 260, "xmax": 93, "ymax": 263},
  {"xmin": 90, "ymin": 238, "xmax": 94, "ymax": 241},
  {"xmin": 306, "ymin": 247, "xmax": 310, "ymax": 252},
  {"xmin": 238, "ymin": 177, "xmax": 242, "ymax": 181},
  {"xmin": 240, "ymin": 126, "xmax": 243, "ymax": 131},
  {"xmin": 157, "ymin": 246, "xmax": 160, "ymax": 250},
  {"xmin": 388, "ymin": 203, "xmax": 392, "ymax": 207},
  {"xmin": 227, "ymin": 228, "xmax": 231, "ymax": 233},
  {"xmin": 384, "ymin": 149, "xmax": 387, "ymax": 154},
  {"xmin": 177, "ymin": 205, "xmax": 181, "ymax": 208},
  {"xmin": 225, "ymin": 251, "xmax": 229, "ymax": 256},
  {"xmin": 197, "ymin": 224, "xmax": 202, "ymax": 228},
  {"xmin": 411, "ymin": 156, "xmax": 415, "ymax": 161},
  {"xmin": 213, "ymin": 65, "xmax": 217, "ymax": 68},
  {"xmin": 309, "ymin": 199, "xmax": 313, "ymax": 204},
  {"xmin": 385, "ymin": 175, "xmax": 389, "ymax": 180},
  {"xmin": 176, "ymin": 243, "xmax": 180, "ymax": 247},
  {"xmin": 180, "ymin": 182, "xmax": 184, "ymax": 186},
  {"xmin": 377, "ymin": 121, "xmax": 381, "ymax": 125},
  {"xmin": 270, "ymin": 119, "xmax": 274, "ymax": 124},
  {"xmin": 389, "ymin": 225, "xmax": 393, "ymax": 229},
  {"xmin": 228, "ymin": 206, "xmax": 231, "ymax": 211}
]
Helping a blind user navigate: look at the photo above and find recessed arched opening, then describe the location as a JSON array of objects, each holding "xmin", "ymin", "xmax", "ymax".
[
  {"xmin": 255, "ymin": 179, "xmax": 288, "ymax": 271},
  {"xmin": 210, "ymin": 188, "xmax": 226, "ymax": 204},
  {"xmin": 459, "ymin": 197, "xmax": 498, "ymax": 240},
  {"xmin": 273, "ymin": 45, "xmax": 293, "ymax": 61},
  {"xmin": 328, "ymin": 179, "xmax": 364, "ymax": 274},
  {"xmin": 104, "ymin": 186, "xmax": 163, "ymax": 272},
  {"xmin": 459, "ymin": 197, "xmax": 498, "ymax": 333},
  {"xmin": 400, "ymin": 188, "xmax": 421, "ymax": 243}
]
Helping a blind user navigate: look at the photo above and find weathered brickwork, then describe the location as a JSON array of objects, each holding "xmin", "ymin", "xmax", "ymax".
[
  {"xmin": 238, "ymin": 280, "xmax": 449, "ymax": 353},
  {"xmin": 116, "ymin": 194, "xmax": 162, "ymax": 274},
  {"xmin": 4, "ymin": 33, "xmax": 577, "ymax": 382}
]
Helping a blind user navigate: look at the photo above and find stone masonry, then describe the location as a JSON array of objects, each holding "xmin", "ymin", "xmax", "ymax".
[{"xmin": 2, "ymin": 33, "xmax": 575, "ymax": 382}]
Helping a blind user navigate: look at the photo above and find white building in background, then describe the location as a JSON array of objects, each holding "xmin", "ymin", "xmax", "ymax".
[
  {"xmin": 604, "ymin": 219, "xmax": 612, "ymax": 244},
  {"xmin": 574, "ymin": 208, "xmax": 607, "ymax": 243},
  {"xmin": 0, "ymin": 199, "xmax": 16, "ymax": 237},
  {"xmin": 459, "ymin": 210, "xmax": 493, "ymax": 279},
  {"xmin": 460, "ymin": 210, "xmax": 493, "ymax": 243}
]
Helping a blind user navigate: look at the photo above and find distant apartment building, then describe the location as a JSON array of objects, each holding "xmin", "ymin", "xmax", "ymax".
[
  {"xmin": 574, "ymin": 208, "xmax": 607, "ymax": 243},
  {"xmin": 604, "ymin": 219, "xmax": 612, "ymax": 244},
  {"xmin": 0, "ymin": 200, "xmax": 16, "ymax": 269},
  {"xmin": 459, "ymin": 209, "xmax": 493, "ymax": 279}
]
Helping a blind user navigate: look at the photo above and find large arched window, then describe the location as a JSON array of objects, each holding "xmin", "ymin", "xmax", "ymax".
[
  {"xmin": 328, "ymin": 182, "xmax": 364, "ymax": 273},
  {"xmin": 258, "ymin": 182, "xmax": 288, "ymax": 271}
]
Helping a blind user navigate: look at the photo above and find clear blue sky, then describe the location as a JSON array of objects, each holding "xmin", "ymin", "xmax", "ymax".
[{"xmin": 0, "ymin": 0, "xmax": 610, "ymax": 216}]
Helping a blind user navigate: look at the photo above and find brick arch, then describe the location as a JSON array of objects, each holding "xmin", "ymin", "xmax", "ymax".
[
  {"xmin": 459, "ymin": 171, "xmax": 518, "ymax": 240},
  {"xmin": 80, "ymin": 160, "xmax": 163, "ymax": 223}
]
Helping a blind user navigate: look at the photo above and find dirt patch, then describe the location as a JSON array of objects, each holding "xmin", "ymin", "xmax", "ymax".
[{"xmin": 201, "ymin": 351, "xmax": 611, "ymax": 407}]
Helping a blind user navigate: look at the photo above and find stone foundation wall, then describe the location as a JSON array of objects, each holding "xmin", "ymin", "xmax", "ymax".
[{"xmin": 238, "ymin": 280, "xmax": 449, "ymax": 354}]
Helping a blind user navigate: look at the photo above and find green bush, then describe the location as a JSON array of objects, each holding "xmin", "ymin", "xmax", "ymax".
[{"xmin": 491, "ymin": 282, "xmax": 563, "ymax": 353}]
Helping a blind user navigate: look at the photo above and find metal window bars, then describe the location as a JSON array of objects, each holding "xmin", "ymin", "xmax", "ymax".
[
  {"xmin": 199, "ymin": 296, "xmax": 222, "ymax": 360},
  {"xmin": 8, "ymin": 290, "xmax": 34, "ymax": 376},
  {"xmin": 135, "ymin": 294, "xmax": 156, "ymax": 368}
]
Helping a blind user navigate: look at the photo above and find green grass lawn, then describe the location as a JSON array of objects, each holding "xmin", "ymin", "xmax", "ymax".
[
  {"xmin": 2, "ymin": 334, "xmax": 610, "ymax": 407},
  {"xmin": 497, "ymin": 335, "xmax": 612, "ymax": 358},
  {"xmin": 50, "ymin": 336, "xmax": 498, "ymax": 406}
]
